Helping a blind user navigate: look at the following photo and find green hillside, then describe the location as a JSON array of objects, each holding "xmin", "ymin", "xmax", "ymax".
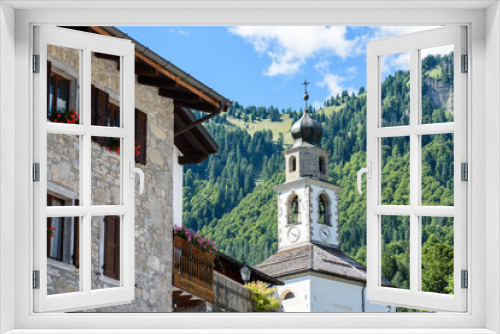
[
  {"xmin": 226, "ymin": 116, "xmax": 294, "ymax": 146},
  {"xmin": 185, "ymin": 52, "xmax": 455, "ymax": 298}
]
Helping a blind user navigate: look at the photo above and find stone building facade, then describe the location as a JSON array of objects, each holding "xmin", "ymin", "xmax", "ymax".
[{"xmin": 46, "ymin": 44, "xmax": 176, "ymax": 311}]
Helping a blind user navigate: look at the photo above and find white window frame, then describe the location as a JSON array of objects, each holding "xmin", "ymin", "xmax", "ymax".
[
  {"xmin": 33, "ymin": 25, "xmax": 136, "ymax": 313},
  {"xmin": 0, "ymin": 1, "xmax": 498, "ymax": 333},
  {"xmin": 365, "ymin": 26, "xmax": 467, "ymax": 312}
]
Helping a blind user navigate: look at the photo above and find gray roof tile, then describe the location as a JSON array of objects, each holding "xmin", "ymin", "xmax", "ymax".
[{"xmin": 255, "ymin": 243, "xmax": 394, "ymax": 287}]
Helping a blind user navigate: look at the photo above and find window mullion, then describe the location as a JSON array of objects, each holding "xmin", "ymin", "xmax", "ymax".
[
  {"xmin": 409, "ymin": 47, "xmax": 420, "ymax": 294},
  {"xmin": 82, "ymin": 48, "xmax": 92, "ymax": 295}
]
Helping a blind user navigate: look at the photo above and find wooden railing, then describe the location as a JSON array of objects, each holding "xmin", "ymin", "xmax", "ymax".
[{"xmin": 173, "ymin": 235, "xmax": 215, "ymax": 303}]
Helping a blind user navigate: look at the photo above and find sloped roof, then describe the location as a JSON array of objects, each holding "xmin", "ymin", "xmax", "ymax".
[
  {"xmin": 255, "ymin": 243, "xmax": 394, "ymax": 287},
  {"xmin": 65, "ymin": 26, "xmax": 231, "ymax": 165},
  {"xmin": 215, "ymin": 251, "xmax": 284, "ymax": 286}
]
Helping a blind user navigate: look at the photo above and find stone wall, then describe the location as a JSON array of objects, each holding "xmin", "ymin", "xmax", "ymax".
[
  {"xmin": 46, "ymin": 46, "xmax": 175, "ymax": 312},
  {"xmin": 175, "ymin": 272, "xmax": 255, "ymax": 312},
  {"xmin": 285, "ymin": 146, "xmax": 329, "ymax": 182},
  {"xmin": 213, "ymin": 272, "xmax": 254, "ymax": 312}
]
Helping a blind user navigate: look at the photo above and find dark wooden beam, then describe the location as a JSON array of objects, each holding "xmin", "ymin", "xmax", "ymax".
[
  {"xmin": 175, "ymin": 110, "xmax": 221, "ymax": 137},
  {"xmin": 173, "ymin": 100, "xmax": 218, "ymax": 113},
  {"xmin": 137, "ymin": 76, "xmax": 176, "ymax": 89},
  {"xmin": 174, "ymin": 111, "xmax": 209, "ymax": 156},
  {"xmin": 173, "ymin": 291, "xmax": 183, "ymax": 297},
  {"xmin": 178, "ymin": 153, "xmax": 209, "ymax": 165},
  {"xmin": 135, "ymin": 63, "xmax": 158, "ymax": 77},
  {"xmin": 94, "ymin": 52, "xmax": 120, "ymax": 63},
  {"xmin": 159, "ymin": 88, "xmax": 200, "ymax": 103},
  {"xmin": 174, "ymin": 294, "xmax": 193, "ymax": 304}
]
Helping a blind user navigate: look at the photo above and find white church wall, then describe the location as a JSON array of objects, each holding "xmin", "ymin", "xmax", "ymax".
[
  {"xmin": 308, "ymin": 273, "xmax": 394, "ymax": 313},
  {"xmin": 309, "ymin": 273, "xmax": 364, "ymax": 312},
  {"xmin": 277, "ymin": 275, "xmax": 312, "ymax": 312}
]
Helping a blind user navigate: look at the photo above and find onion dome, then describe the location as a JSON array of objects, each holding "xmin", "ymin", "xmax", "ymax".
[{"xmin": 291, "ymin": 80, "xmax": 323, "ymax": 147}]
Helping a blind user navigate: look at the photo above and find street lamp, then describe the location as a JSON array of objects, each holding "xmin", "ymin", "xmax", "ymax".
[{"xmin": 240, "ymin": 264, "xmax": 251, "ymax": 285}]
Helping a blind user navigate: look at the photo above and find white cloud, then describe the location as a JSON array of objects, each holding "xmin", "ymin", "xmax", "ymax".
[
  {"xmin": 381, "ymin": 52, "xmax": 410, "ymax": 76},
  {"xmin": 314, "ymin": 60, "xmax": 330, "ymax": 73},
  {"xmin": 228, "ymin": 26, "xmax": 358, "ymax": 76},
  {"xmin": 346, "ymin": 66, "xmax": 357, "ymax": 74},
  {"xmin": 317, "ymin": 74, "xmax": 355, "ymax": 100},
  {"xmin": 177, "ymin": 29, "xmax": 190, "ymax": 37},
  {"xmin": 312, "ymin": 101, "xmax": 323, "ymax": 110}
]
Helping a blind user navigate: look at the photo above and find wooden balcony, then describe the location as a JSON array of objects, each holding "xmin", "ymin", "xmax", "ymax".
[{"xmin": 173, "ymin": 235, "xmax": 215, "ymax": 304}]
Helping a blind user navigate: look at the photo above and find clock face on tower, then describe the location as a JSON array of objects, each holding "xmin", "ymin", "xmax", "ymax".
[
  {"xmin": 287, "ymin": 226, "xmax": 300, "ymax": 243},
  {"xmin": 319, "ymin": 226, "xmax": 331, "ymax": 242}
]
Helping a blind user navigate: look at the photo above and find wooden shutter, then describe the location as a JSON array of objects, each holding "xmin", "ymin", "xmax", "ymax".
[
  {"xmin": 47, "ymin": 61, "xmax": 52, "ymax": 116},
  {"xmin": 91, "ymin": 86, "xmax": 110, "ymax": 145},
  {"xmin": 103, "ymin": 216, "xmax": 120, "ymax": 280},
  {"xmin": 135, "ymin": 109, "xmax": 147, "ymax": 165}
]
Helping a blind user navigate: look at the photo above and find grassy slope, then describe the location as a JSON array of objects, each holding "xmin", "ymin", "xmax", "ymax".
[
  {"xmin": 225, "ymin": 100, "xmax": 348, "ymax": 146},
  {"xmin": 226, "ymin": 116, "xmax": 294, "ymax": 145}
]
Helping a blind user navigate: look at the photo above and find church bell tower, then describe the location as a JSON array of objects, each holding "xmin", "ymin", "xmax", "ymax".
[{"xmin": 274, "ymin": 81, "xmax": 342, "ymax": 250}]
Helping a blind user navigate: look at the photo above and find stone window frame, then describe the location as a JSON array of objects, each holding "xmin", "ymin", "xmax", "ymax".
[
  {"xmin": 280, "ymin": 290, "xmax": 296, "ymax": 301},
  {"xmin": 318, "ymin": 192, "xmax": 331, "ymax": 226},
  {"xmin": 46, "ymin": 192, "xmax": 79, "ymax": 267},
  {"xmin": 47, "ymin": 58, "xmax": 80, "ymax": 117}
]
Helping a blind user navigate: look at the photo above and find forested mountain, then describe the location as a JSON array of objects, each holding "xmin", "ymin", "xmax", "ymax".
[{"xmin": 183, "ymin": 52, "xmax": 455, "ymax": 297}]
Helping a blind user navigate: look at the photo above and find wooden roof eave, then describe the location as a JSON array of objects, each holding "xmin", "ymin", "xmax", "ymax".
[
  {"xmin": 90, "ymin": 26, "xmax": 232, "ymax": 114},
  {"xmin": 174, "ymin": 107, "xmax": 218, "ymax": 165}
]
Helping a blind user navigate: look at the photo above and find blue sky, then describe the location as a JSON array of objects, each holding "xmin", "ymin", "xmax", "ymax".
[{"xmin": 119, "ymin": 26, "xmax": 436, "ymax": 111}]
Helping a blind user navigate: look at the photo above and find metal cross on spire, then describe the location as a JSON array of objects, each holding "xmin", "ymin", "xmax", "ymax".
[
  {"xmin": 302, "ymin": 79, "xmax": 310, "ymax": 112},
  {"xmin": 302, "ymin": 79, "xmax": 310, "ymax": 93}
]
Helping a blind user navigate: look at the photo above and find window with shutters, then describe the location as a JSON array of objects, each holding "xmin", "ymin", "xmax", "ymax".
[
  {"xmin": 135, "ymin": 109, "xmax": 147, "ymax": 165},
  {"xmin": 91, "ymin": 86, "xmax": 110, "ymax": 146},
  {"xmin": 90, "ymin": 90, "xmax": 147, "ymax": 164},
  {"xmin": 109, "ymin": 103, "xmax": 120, "ymax": 127},
  {"xmin": 48, "ymin": 72, "xmax": 69, "ymax": 118},
  {"xmin": 46, "ymin": 194, "xmax": 79, "ymax": 266},
  {"xmin": 47, "ymin": 60, "xmax": 79, "ymax": 122}
]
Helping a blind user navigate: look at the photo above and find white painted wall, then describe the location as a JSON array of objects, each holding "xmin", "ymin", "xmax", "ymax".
[
  {"xmin": 485, "ymin": 3, "xmax": 500, "ymax": 331},
  {"xmin": 277, "ymin": 275, "xmax": 311, "ymax": 312},
  {"xmin": 279, "ymin": 273, "xmax": 394, "ymax": 313},
  {"xmin": 173, "ymin": 147, "xmax": 183, "ymax": 227},
  {"xmin": 0, "ymin": 3, "xmax": 16, "ymax": 332}
]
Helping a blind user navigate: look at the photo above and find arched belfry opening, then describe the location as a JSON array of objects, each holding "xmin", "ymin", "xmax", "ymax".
[
  {"xmin": 289, "ymin": 195, "xmax": 300, "ymax": 225},
  {"xmin": 319, "ymin": 194, "xmax": 330, "ymax": 226}
]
